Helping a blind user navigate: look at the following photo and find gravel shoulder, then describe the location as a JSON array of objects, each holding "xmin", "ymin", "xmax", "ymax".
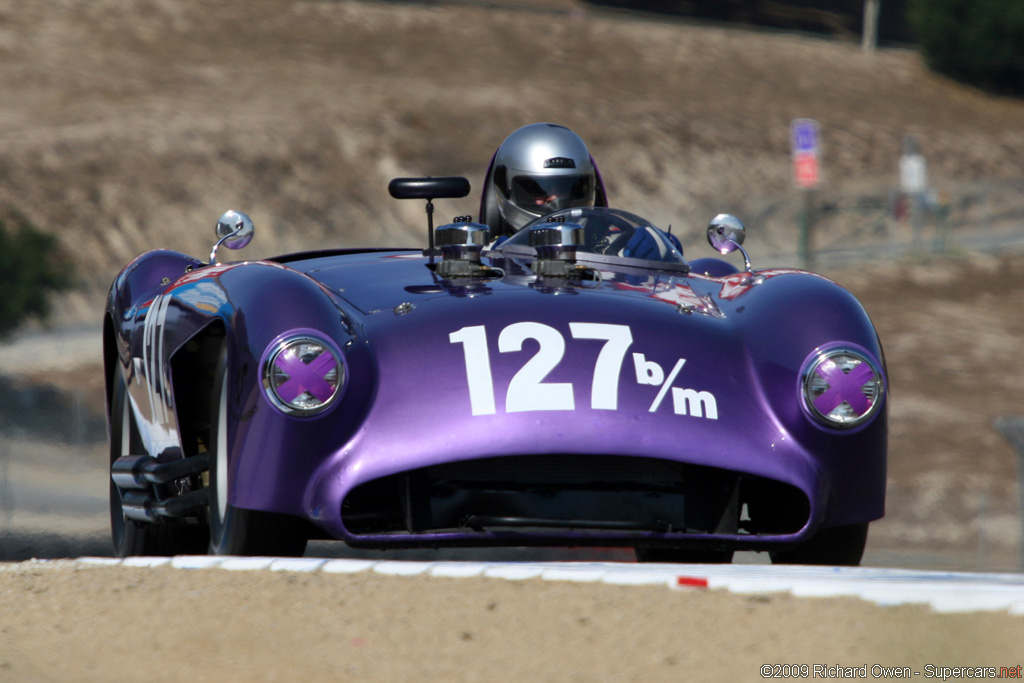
[{"xmin": 0, "ymin": 561, "xmax": 1022, "ymax": 682}]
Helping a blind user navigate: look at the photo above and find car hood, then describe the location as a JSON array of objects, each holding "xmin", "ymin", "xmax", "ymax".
[
  {"xmin": 288, "ymin": 250, "xmax": 800, "ymax": 475},
  {"xmin": 291, "ymin": 250, "xmax": 734, "ymax": 319}
]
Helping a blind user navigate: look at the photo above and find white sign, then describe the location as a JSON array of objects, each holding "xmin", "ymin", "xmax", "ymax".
[
  {"xmin": 791, "ymin": 119, "xmax": 820, "ymax": 189},
  {"xmin": 900, "ymin": 153, "xmax": 928, "ymax": 193},
  {"xmin": 791, "ymin": 119, "xmax": 819, "ymax": 155}
]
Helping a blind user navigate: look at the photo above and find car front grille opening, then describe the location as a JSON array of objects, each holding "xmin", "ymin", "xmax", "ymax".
[{"xmin": 341, "ymin": 454, "xmax": 809, "ymax": 540}]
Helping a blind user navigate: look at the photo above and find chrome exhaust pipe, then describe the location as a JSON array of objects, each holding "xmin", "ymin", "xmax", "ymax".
[
  {"xmin": 112, "ymin": 453, "xmax": 209, "ymax": 490},
  {"xmin": 120, "ymin": 488, "xmax": 210, "ymax": 523}
]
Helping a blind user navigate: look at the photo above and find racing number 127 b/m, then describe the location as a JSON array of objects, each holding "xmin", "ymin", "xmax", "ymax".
[{"xmin": 449, "ymin": 322, "xmax": 633, "ymax": 416}]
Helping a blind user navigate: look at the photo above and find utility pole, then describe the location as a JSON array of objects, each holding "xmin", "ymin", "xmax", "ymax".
[{"xmin": 862, "ymin": 0, "xmax": 880, "ymax": 53}]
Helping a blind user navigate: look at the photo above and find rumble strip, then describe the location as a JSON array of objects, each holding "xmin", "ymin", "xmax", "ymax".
[{"xmin": 17, "ymin": 557, "xmax": 1024, "ymax": 615}]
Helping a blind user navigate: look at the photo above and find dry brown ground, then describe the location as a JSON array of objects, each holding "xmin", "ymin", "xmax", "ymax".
[
  {"xmin": 1, "ymin": 0, "xmax": 1024, "ymax": 678},
  {"xmin": 835, "ymin": 253, "xmax": 1024, "ymax": 570},
  {"xmin": 0, "ymin": 562, "xmax": 1022, "ymax": 683}
]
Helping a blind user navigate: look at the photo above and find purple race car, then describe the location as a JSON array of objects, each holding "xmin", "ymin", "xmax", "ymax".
[{"xmin": 104, "ymin": 176, "xmax": 887, "ymax": 564}]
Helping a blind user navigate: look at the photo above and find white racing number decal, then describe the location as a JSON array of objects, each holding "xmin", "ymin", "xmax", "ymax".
[
  {"xmin": 448, "ymin": 325, "xmax": 495, "ymax": 416},
  {"xmin": 449, "ymin": 323, "xmax": 719, "ymax": 419},
  {"xmin": 500, "ymin": 322, "xmax": 574, "ymax": 412}
]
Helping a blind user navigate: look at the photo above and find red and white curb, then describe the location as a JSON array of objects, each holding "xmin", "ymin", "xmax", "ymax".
[{"xmin": 13, "ymin": 556, "xmax": 1017, "ymax": 615}]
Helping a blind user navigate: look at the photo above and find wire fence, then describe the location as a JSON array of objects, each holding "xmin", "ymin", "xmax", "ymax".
[{"xmin": 719, "ymin": 176, "xmax": 1024, "ymax": 270}]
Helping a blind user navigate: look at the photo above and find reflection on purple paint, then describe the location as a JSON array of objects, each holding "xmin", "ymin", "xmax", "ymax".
[{"xmin": 274, "ymin": 349, "xmax": 337, "ymax": 403}]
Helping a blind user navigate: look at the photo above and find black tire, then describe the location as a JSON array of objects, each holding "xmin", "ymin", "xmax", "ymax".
[
  {"xmin": 635, "ymin": 547, "xmax": 734, "ymax": 564},
  {"xmin": 769, "ymin": 523, "xmax": 868, "ymax": 566},
  {"xmin": 206, "ymin": 349, "xmax": 307, "ymax": 557},
  {"xmin": 109, "ymin": 369, "xmax": 208, "ymax": 557}
]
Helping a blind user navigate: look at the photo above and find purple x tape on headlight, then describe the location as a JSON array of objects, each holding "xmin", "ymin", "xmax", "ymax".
[
  {"xmin": 812, "ymin": 358, "xmax": 874, "ymax": 416},
  {"xmin": 273, "ymin": 348, "xmax": 337, "ymax": 404}
]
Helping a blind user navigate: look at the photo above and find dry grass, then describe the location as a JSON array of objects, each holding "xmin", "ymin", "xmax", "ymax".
[{"xmin": 2, "ymin": 0, "xmax": 1024, "ymax": 324}]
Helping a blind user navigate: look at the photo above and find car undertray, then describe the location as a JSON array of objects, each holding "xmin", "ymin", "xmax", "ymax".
[{"xmin": 341, "ymin": 454, "xmax": 809, "ymax": 545}]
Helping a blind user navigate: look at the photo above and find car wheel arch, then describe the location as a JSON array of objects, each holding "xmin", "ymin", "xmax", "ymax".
[{"xmin": 169, "ymin": 319, "xmax": 228, "ymax": 459}]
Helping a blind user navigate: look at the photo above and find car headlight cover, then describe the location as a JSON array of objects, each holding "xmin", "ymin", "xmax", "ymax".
[
  {"xmin": 801, "ymin": 346, "xmax": 884, "ymax": 429},
  {"xmin": 263, "ymin": 335, "xmax": 344, "ymax": 415}
]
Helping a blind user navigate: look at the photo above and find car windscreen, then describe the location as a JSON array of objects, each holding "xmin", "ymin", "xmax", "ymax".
[{"xmin": 492, "ymin": 207, "xmax": 687, "ymax": 270}]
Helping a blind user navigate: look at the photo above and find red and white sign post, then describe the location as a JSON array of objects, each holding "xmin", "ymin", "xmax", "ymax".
[
  {"xmin": 791, "ymin": 118, "xmax": 820, "ymax": 190},
  {"xmin": 791, "ymin": 119, "xmax": 820, "ymax": 268}
]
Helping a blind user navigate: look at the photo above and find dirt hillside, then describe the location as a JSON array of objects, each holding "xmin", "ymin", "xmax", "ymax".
[{"xmin": 3, "ymin": 0, "xmax": 1024, "ymax": 322}]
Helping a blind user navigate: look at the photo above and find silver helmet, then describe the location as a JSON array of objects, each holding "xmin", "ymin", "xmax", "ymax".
[{"xmin": 489, "ymin": 123, "xmax": 597, "ymax": 231}]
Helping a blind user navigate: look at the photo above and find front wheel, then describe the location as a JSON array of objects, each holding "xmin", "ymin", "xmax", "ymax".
[
  {"xmin": 769, "ymin": 523, "xmax": 868, "ymax": 566},
  {"xmin": 206, "ymin": 350, "xmax": 307, "ymax": 557},
  {"xmin": 109, "ymin": 369, "xmax": 208, "ymax": 557}
]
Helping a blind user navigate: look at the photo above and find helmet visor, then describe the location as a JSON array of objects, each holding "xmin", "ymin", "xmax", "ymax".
[{"xmin": 511, "ymin": 174, "xmax": 596, "ymax": 215}]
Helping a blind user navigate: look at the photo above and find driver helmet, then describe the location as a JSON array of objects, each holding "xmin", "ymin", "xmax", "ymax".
[{"xmin": 489, "ymin": 123, "xmax": 598, "ymax": 232}]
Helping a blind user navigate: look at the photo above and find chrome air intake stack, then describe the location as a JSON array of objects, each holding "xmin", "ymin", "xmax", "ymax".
[
  {"xmin": 528, "ymin": 219, "xmax": 585, "ymax": 278},
  {"xmin": 435, "ymin": 221, "xmax": 492, "ymax": 278}
]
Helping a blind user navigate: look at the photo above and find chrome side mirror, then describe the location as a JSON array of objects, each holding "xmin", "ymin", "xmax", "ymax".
[
  {"xmin": 707, "ymin": 214, "xmax": 745, "ymax": 253},
  {"xmin": 707, "ymin": 213, "xmax": 752, "ymax": 271},
  {"xmin": 210, "ymin": 210, "xmax": 255, "ymax": 265}
]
